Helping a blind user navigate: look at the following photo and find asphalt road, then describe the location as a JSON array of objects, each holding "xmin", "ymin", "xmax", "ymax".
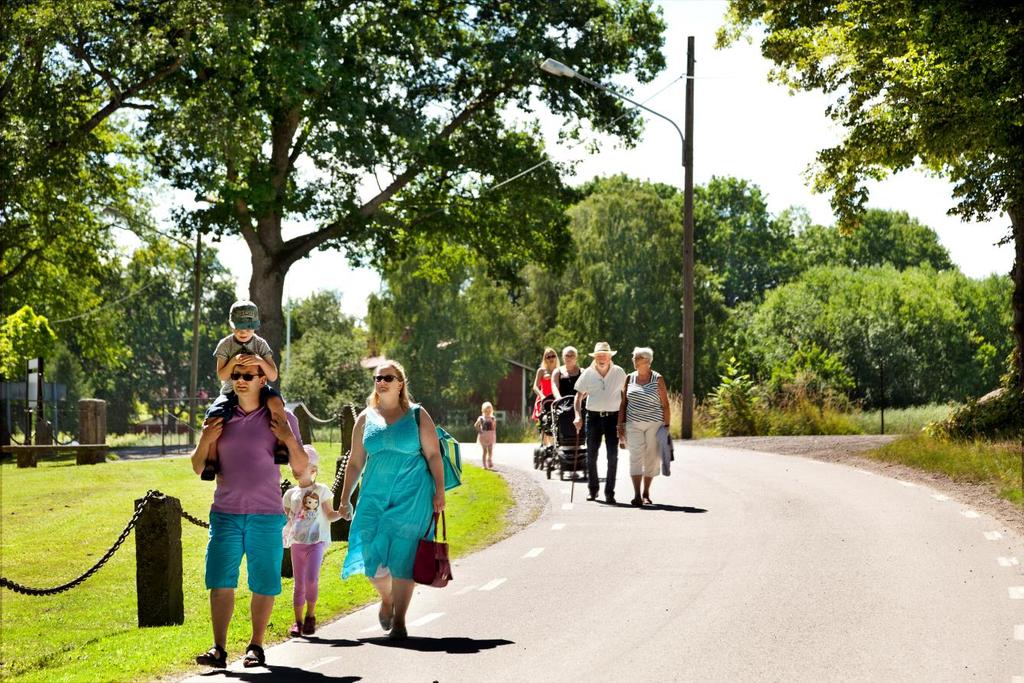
[{"xmin": 183, "ymin": 441, "xmax": 1024, "ymax": 682}]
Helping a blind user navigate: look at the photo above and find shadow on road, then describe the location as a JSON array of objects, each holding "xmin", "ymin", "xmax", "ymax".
[
  {"xmin": 360, "ymin": 635, "xmax": 515, "ymax": 653},
  {"xmin": 206, "ymin": 665, "xmax": 360, "ymax": 682},
  {"xmin": 642, "ymin": 504, "xmax": 707, "ymax": 513},
  {"xmin": 298, "ymin": 636, "xmax": 365, "ymax": 649}
]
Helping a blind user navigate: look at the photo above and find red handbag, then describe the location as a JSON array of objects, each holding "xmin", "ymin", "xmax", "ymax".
[{"xmin": 413, "ymin": 512, "xmax": 453, "ymax": 587}]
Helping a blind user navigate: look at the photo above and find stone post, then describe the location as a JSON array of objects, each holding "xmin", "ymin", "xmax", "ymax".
[
  {"xmin": 134, "ymin": 493, "xmax": 184, "ymax": 627},
  {"xmin": 78, "ymin": 399, "xmax": 107, "ymax": 464}
]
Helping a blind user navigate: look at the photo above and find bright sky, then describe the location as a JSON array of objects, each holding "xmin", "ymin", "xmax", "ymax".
[{"xmin": 141, "ymin": 0, "xmax": 1013, "ymax": 320}]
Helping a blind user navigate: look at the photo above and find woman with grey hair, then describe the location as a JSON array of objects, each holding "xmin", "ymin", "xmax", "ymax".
[
  {"xmin": 550, "ymin": 346, "xmax": 581, "ymax": 400},
  {"xmin": 617, "ymin": 346, "xmax": 670, "ymax": 506}
]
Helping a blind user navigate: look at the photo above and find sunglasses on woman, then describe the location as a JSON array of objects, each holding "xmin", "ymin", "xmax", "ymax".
[
  {"xmin": 374, "ymin": 374, "xmax": 400, "ymax": 383},
  {"xmin": 230, "ymin": 372, "xmax": 259, "ymax": 381}
]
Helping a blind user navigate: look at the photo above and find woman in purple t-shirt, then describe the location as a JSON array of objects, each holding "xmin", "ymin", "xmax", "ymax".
[{"xmin": 190, "ymin": 366, "xmax": 307, "ymax": 669}]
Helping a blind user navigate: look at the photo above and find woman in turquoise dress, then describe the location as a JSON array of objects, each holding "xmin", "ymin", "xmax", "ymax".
[{"xmin": 339, "ymin": 360, "xmax": 446, "ymax": 640}]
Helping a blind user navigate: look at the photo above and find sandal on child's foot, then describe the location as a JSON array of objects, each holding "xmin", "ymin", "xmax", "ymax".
[
  {"xmin": 289, "ymin": 622, "xmax": 302, "ymax": 637},
  {"xmin": 195, "ymin": 644, "xmax": 227, "ymax": 668},
  {"xmin": 302, "ymin": 615, "xmax": 316, "ymax": 635},
  {"xmin": 242, "ymin": 643, "xmax": 266, "ymax": 668}
]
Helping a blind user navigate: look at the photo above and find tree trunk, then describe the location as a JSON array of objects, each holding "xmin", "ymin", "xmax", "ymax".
[
  {"xmin": 1009, "ymin": 203, "xmax": 1024, "ymax": 389},
  {"xmin": 249, "ymin": 246, "xmax": 287, "ymax": 361}
]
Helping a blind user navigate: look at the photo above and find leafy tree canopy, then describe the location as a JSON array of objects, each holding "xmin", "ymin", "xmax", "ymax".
[
  {"xmin": 281, "ymin": 290, "xmax": 368, "ymax": 419},
  {"xmin": 694, "ymin": 176, "xmax": 800, "ymax": 306},
  {"xmin": 796, "ymin": 208, "xmax": 954, "ymax": 272},
  {"xmin": 141, "ymin": 0, "xmax": 666, "ymax": 351},
  {"xmin": 718, "ymin": 0, "xmax": 1024, "ymax": 386}
]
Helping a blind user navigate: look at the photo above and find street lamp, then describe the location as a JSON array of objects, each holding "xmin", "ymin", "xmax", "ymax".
[{"xmin": 539, "ymin": 42, "xmax": 696, "ymax": 438}]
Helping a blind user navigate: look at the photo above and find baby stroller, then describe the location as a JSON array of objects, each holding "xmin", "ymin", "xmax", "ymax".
[
  {"xmin": 550, "ymin": 395, "xmax": 588, "ymax": 481},
  {"xmin": 532, "ymin": 396, "xmax": 557, "ymax": 473},
  {"xmin": 534, "ymin": 396, "xmax": 588, "ymax": 480}
]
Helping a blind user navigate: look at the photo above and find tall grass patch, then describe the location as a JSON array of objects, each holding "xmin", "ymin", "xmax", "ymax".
[
  {"xmin": 853, "ymin": 404, "xmax": 956, "ymax": 434},
  {"xmin": 865, "ymin": 434, "xmax": 1023, "ymax": 505}
]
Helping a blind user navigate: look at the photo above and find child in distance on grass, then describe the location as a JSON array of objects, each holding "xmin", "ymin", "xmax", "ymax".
[
  {"xmin": 474, "ymin": 401, "xmax": 497, "ymax": 470},
  {"xmin": 282, "ymin": 445, "xmax": 341, "ymax": 636},
  {"xmin": 200, "ymin": 300, "xmax": 289, "ymax": 480}
]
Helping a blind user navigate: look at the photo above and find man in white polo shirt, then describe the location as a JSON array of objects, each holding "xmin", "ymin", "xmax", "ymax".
[{"xmin": 573, "ymin": 342, "xmax": 627, "ymax": 503}]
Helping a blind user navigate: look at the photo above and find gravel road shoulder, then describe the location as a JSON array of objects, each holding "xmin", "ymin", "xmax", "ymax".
[{"xmin": 695, "ymin": 435, "xmax": 1023, "ymax": 538}]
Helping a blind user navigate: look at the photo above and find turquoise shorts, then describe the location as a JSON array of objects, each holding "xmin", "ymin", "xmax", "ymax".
[{"xmin": 205, "ymin": 511, "xmax": 287, "ymax": 596}]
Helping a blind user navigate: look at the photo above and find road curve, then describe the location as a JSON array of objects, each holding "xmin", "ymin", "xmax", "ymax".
[{"xmin": 183, "ymin": 441, "xmax": 1024, "ymax": 682}]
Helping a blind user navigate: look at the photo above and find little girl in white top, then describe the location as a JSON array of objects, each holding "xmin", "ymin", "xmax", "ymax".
[{"xmin": 282, "ymin": 445, "xmax": 341, "ymax": 637}]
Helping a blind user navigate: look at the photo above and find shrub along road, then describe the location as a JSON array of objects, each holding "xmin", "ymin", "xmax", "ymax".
[{"xmin": 183, "ymin": 441, "xmax": 1024, "ymax": 682}]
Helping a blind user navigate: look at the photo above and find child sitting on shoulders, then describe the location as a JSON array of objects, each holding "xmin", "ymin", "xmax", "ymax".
[{"xmin": 199, "ymin": 300, "xmax": 289, "ymax": 480}]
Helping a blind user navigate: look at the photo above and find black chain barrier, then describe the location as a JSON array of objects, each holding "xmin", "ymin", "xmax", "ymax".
[
  {"xmin": 0, "ymin": 489, "xmax": 162, "ymax": 596},
  {"xmin": 329, "ymin": 404, "xmax": 359, "ymax": 496},
  {"xmin": 179, "ymin": 508, "xmax": 210, "ymax": 529}
]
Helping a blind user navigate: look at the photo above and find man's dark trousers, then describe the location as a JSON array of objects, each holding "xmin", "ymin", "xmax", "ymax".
[{"xmin": 586, "ymin": 410, "xmax": 618, "ymax": 499}]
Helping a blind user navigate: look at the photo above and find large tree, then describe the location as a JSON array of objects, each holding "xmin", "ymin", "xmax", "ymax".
[
  {"xmin": 719, "ymin": 0, "xmax": 1024, "ymax": 387},
  {"xmin": 143, "ymin": 1, "xmax": 666, "ymax": 353}
]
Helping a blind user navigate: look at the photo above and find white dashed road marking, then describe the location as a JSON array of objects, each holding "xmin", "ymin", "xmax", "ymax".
[
  {"xmin": 1009, "ymin": 587, "xmax": 1024, "ymax": 600},
  {"xmin": 931, "ymin": 494, "xmax": 950, "ymax": 501},
  {"xmin": 479, "ymin": 578, "xmax": 507, "ymax": 591},
  {"xmin": 409, "ymin": 612, "xmax": 444, "ymax": 627},
  {"xmin": 454, "ymin": 584, "xmax": 479, "ymax": 595},
  {"xmin": 1015, "ymin": 625, "xmax": 1024, "ymax": 641},
  {"xmin": 561, "ymin": 503, "xmax": 574, "ymax": 510},
  {"xmin": 960, "ymin": 510, "xmax": 980, "ymax": 518},
  {"xmin": 561, "ymin": 487, "xmax": 571, "ymax": 494},
  {"xmin": 998, "ymin": 557, "xmax": 1020, "ymax": 567},
  {"xmin": 551, "ymin": 523, "xmax": 566, "ymax": 531},
  {"xmin": 308, "ymin": 656, "xmax": 342, "ymax": 670},
  {"xmin": 984, "ymin": 531, "xmax": 1004, "ymax": 540},
  {"xmin": 897, "ymin": 480, "xmax": 916, "ymax": 487},
  {"xmin": 360, "ymin": 624, "xmax": 381, "ymax": 633},
  {"xmin": 522, "ymin": 547, "xmax": 545, "ymax": 558}
]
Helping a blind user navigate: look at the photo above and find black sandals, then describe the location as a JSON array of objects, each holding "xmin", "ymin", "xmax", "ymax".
[
  {"xmin": 195, "ymin": 644, "xmax": 227, "ymax": 668},
  {"xmin": 242, "ymin": 643, "xmax": 266, "ymax": 668}
]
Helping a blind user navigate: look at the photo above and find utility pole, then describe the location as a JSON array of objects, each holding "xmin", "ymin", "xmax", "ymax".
[
  {"xmin": 681, "ymin": 36, "xmax": 696, "ymax": 439},
  {"xmin": 187, "ymin": 232, "xmax": 202, "ymax": 447}
]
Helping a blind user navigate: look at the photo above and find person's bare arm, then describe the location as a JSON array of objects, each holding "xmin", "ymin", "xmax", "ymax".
[
  {"xmin": 339, "ymin": 414, "xmax": 368, "ymax": 520},
  {"xmin": 658, "ymin": 376, "xmax": 671, "ymax": 427},
  {"xmin": 532, "ymin": 368, "xmax": 544, "ymax": 397},
  {"xmin": 190, "ymin": 419, "xmax": 222, "ymax": 474},
  {"xmin": 216, "ymin": 355, "xmax": 241, "ymax": 381},
  {"xmin": 573, "ymin": 390, "xmax": 587, "ymax": 432},
  {"xmin": 253, "ymin": 354, "xmax": 279, "ymax": 382},
  {"xmin": 272, "ymin": 412, "xmax": 307, "ymax": 479},
  {"xmin": 551, "ymin": 367, "xmax": 563, "ymax": 400},
  {"xmin": 322, "ymin": 485, "xmax": 343, "ymax": 522},
  {"xmin": 417, "ymin": 407, "xmax": 447, "ymax": 513}
]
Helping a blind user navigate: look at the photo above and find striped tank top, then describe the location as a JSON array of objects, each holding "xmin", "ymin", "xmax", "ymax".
[{"xmin": 625, "ymin": 371, "xmax": 664, "ymax": 423}]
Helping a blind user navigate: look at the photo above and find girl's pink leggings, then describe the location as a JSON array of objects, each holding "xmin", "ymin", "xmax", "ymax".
[{"xmin": 291, "ymin": 541, "xmax": 327, "ymax": 609}]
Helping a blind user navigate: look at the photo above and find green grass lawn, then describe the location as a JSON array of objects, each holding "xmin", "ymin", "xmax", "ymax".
[
  {"xmin": 0, "ymin": 442, "xmax": 512, "ymax": 682},
  {"xmin": 864, "ymin": 434, "xmax": 1024, "ymax": 506}
]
